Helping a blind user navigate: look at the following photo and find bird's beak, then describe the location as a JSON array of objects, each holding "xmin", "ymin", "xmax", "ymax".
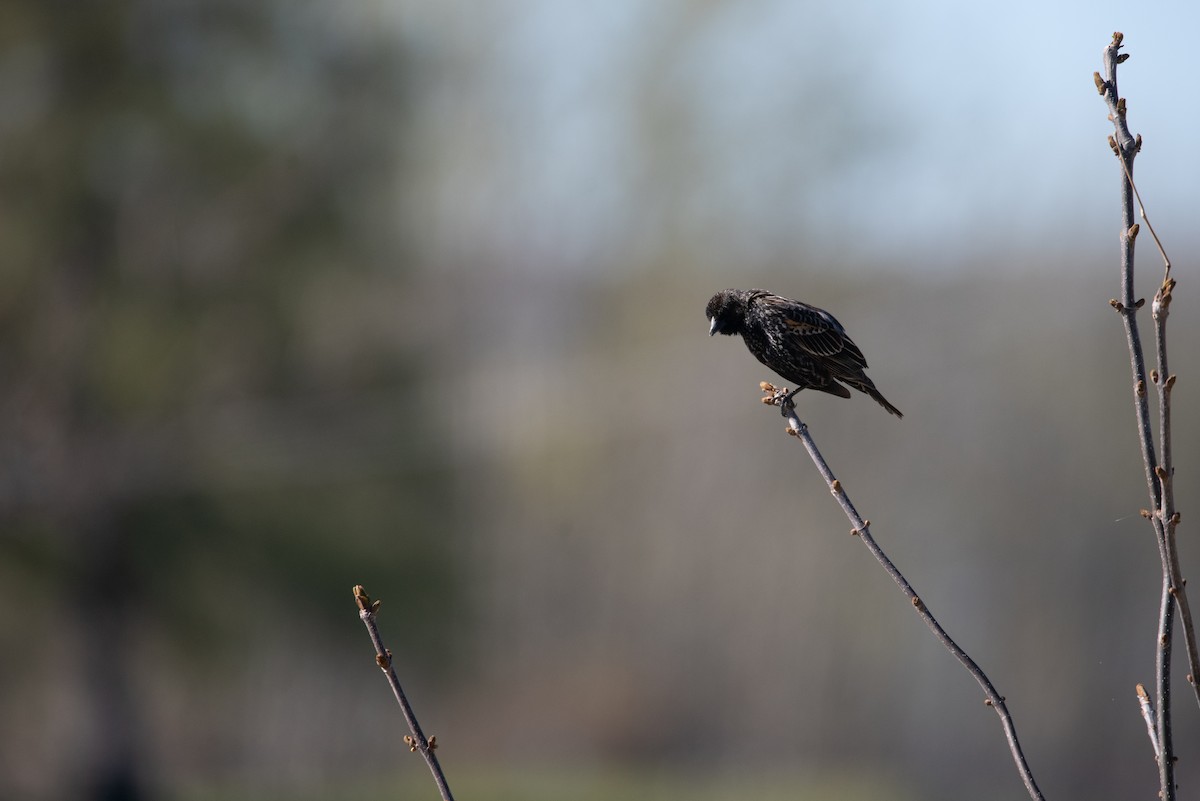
[{"xmin": 708, "ymin": 318, "xmax": 718, "ymax": 336}]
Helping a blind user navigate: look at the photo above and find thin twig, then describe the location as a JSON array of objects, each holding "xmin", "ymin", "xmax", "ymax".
[
  {"xmin": 1136, "ymin": 683, "xmax": 1161, "ymax": 758},
  {"xmin": 1098, "ymin": 35, "xmax": 1176, "ymax": 800},
  {"xmin": 1152, "ymin": 280, "xmax": 1200, "ymax": 707},
  {"xmin": 354, "ymin": 585, "xmax": 455, "ymax": 801},
  {"xmin": 1099, "ymin": 29, "xmax": 1200, "ymax": 786},
  {"xmin": 760, "ymin": 384, "xmax": 1045, "ymax": 801},
  {"xmin": 1109, "ymin": 146, "xmax": 1171, "ymax": 277},
  {"xmin": 1098, "ymin": 31, "xmax": 1197, "ymax": 800}
]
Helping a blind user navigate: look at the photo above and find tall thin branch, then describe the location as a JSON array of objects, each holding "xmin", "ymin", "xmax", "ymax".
[
  {"xmin": 1097, "ymin": 31, "xmax": 1200, "ymax": 801},
  {"xmin": 761, "ymin": 385, "xmax": 1045, "ymax": 801},
  {"xmin": 354, "ymin": 585, "xmax": 456, "ymax": 801},
  {"xmin": 1097, "ymin": 34, "xmax": 1175, "ymax": 800}
]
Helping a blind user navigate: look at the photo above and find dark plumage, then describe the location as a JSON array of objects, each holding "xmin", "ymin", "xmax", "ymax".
[{"xmin": 706, "ymin": 288, "xmax": 902, "ymax": 418}]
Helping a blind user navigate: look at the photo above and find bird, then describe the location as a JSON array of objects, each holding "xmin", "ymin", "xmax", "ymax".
[{"xmin": 706, "ymin": 288, "xmax": 902, "ymax": 418}]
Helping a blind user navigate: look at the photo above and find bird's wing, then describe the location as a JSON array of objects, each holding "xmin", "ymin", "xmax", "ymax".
[{"xmin": 765, "ymin": 295, "xmax": 869, "ymax": 368}]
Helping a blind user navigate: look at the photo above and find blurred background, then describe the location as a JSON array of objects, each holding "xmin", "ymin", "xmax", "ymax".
[{"xmin": 4, "ymin": 1, "xmax": 1200, "ymax": 799}]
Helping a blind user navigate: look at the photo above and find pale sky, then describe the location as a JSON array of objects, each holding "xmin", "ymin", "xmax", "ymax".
[{"xmin": 384, "ymin": 0, "xmax": 1200, "ymax": 277}]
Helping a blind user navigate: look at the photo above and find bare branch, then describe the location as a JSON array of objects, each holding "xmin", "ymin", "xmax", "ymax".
[
  {"xmin": 761, "ymin": 384, "xmax": 1045, "ymax": 801},
  {"xmin": 1099, "ymin": 34, "xmax": 1176, "ymax": 801},
  {"xmin": 1099, "ymin": 32, "xmax": 1200, "ymax": 801},
  {"xmin": 1099, "ymin": 33, "xmax": 1161, "ymax": 517},
  {"xmin": 353, "ymin": 585, "xmax": 456, "ymax": 801}
]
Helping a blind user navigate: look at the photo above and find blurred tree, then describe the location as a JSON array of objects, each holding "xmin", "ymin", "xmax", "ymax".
[{"xmin": 0, "ymin": 2, "xmax": 453, "ymax": 798}]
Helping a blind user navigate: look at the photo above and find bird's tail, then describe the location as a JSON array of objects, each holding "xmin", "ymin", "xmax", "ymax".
[
  {"xmin": 843, "ymin": 375, "xmax": 903, "ymax": 418},
  {"xmin": 869, "ymin": 389, "xmax": 903, "ymax": 418}
]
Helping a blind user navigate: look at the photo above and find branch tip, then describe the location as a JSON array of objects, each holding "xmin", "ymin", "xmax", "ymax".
[
  {"xmin": 355, "ymin": 585, "xmax": 456, "ymax": 800},
  {"xmin": 354, "ymin": 585, "xmax": 383, "ymax": 616}
]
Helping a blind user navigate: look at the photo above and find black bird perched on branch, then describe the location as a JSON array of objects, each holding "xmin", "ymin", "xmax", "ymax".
[{"xmin": 706, "ymin": 288, "xmax": 902, "ymax": 418}]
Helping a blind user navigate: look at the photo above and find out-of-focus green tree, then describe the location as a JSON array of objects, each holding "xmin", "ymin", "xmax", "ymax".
[{"xmin": 0, "ymin": 3, "xmax": 454, "ymax": 798}]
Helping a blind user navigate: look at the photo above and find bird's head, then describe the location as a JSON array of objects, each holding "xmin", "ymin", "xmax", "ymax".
[{"xmin": 706, "ymin": 289, "xmax": 749, "ymax": 336}]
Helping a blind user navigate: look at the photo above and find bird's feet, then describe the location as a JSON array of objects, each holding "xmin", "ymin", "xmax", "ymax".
[{"xmin": 759, "ymin": 382, "xmax": 797, "ymax": 417}]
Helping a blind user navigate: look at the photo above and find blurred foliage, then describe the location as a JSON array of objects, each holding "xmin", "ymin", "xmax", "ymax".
[
  {"xmin": 0, "ymin": 2, "xmax": 454, "ymax": 799},
  {"xmin": 177, "ymin": 765, "xmax": 918, "ymax": 801}
]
